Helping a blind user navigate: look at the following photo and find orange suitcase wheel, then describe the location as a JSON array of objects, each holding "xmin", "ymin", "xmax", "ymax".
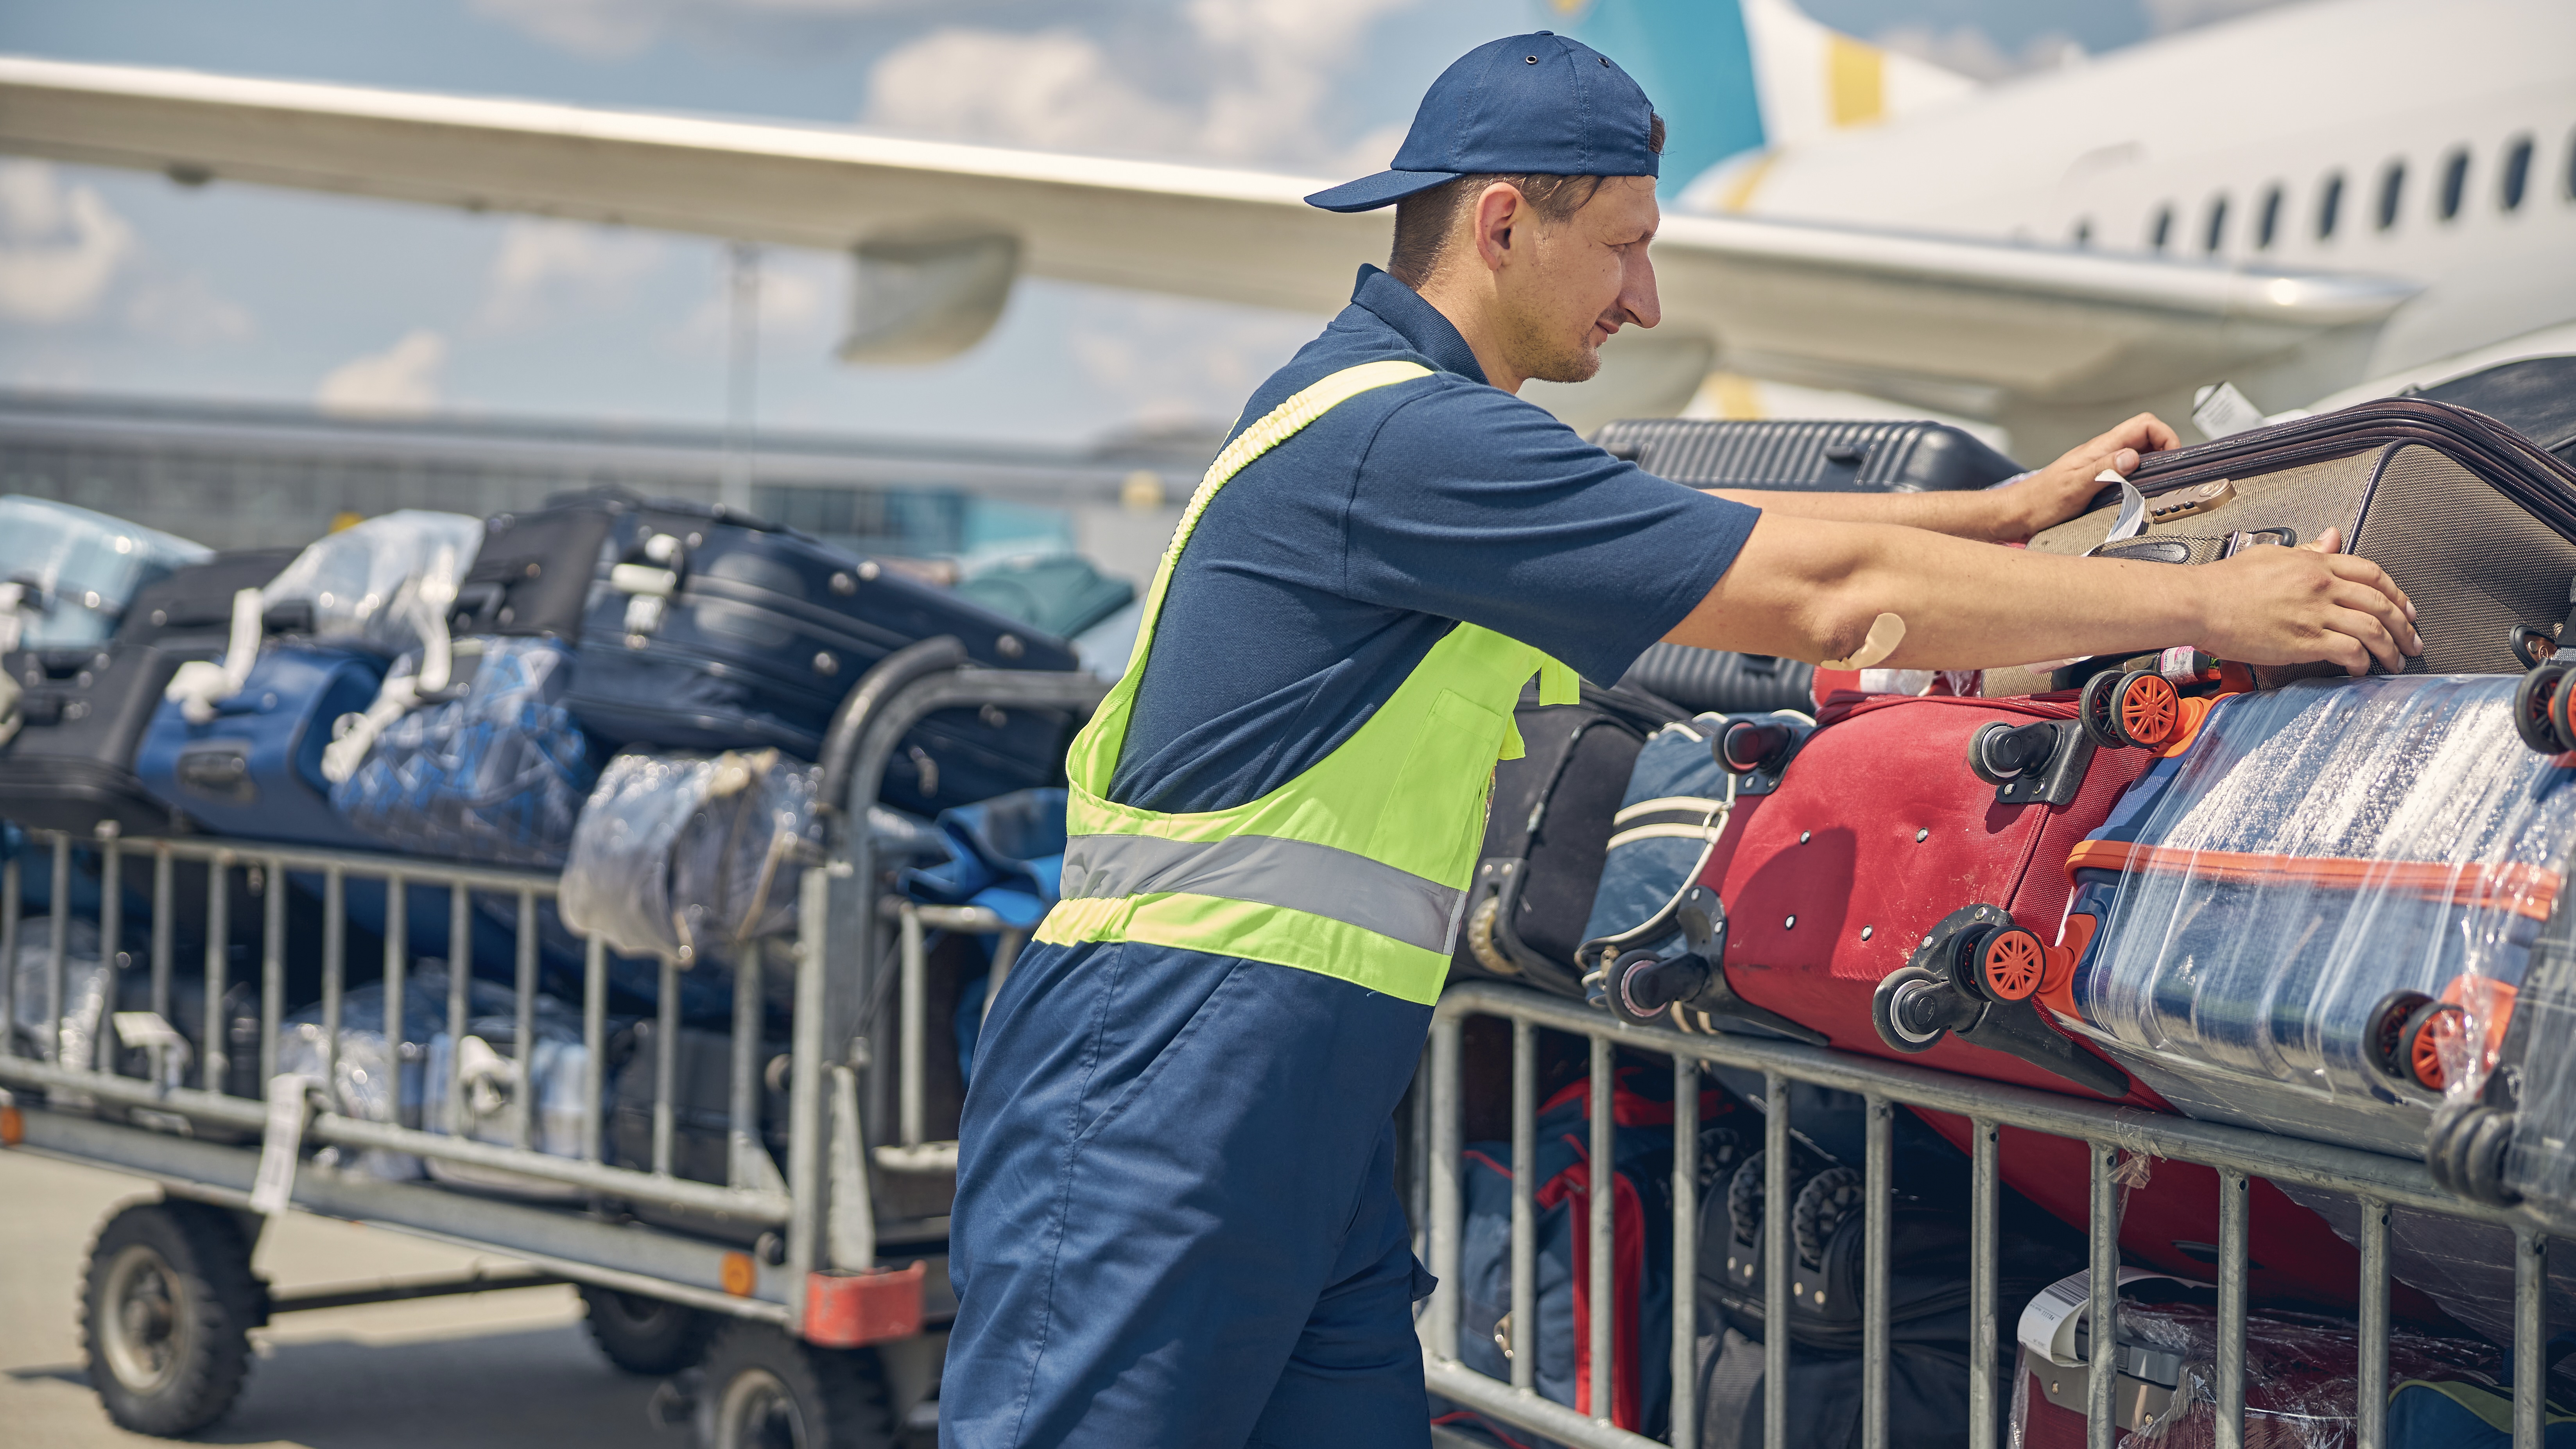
[{"xmin": 2114, "ymin": 672, "xmax": 2181, "ymax": 748}]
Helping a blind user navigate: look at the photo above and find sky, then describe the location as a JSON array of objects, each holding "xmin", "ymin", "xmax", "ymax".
[{"xmin": 0, "ymin": 0, "xmax": 2289, "ymax": 448}]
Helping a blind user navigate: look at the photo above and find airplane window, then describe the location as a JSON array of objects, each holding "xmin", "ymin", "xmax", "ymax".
[
  {"xmin": 2151, "ymin": 205, "xmax": 2173, "ymax": 251},
  {"xmin": 2439, "ymin": 148, "xmax": 2469, "ymax": 220},
  {"xmin": 2204, "ymin": 195, "xmax": 2229, "ymax": 253},
  {"xmin": 2377, "ymin": 160, "xmax": 2405, "ymax": 230},
  {"xmin": 2318, "ymin": 172, "xmax": 2344, "ymax": 239},
  {"xmin": 2501, "ymin": 135, "xmax": 2533, "ymax": 210},
  {"xmin": 2257, "ymin": 186, "xmax": 2283, "ymax": 249}
]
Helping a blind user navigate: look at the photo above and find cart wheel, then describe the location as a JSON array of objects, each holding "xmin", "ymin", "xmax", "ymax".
[
  {"xmin": 1871, "ymin": 965, "xmax": 1957, "ymax": 1053},
  {"xmin": 694, "ymin": 1320, "xmax": 895, "ymax": 1449},
  {"xmin": 581, "ymin": 1285, "xmax": 717, "ymax": 1377},
  {"xmin": 2074, "ymin": 670, "xmax": 2130, "ymax": 749},
  {"xmin": 80, "ymin": 1199, "xmax": 261, "ymax": 1436},
  {"xmin": 2513, "ymin": 664, "xmax": 2570, "ymax": 755},
  {"xmin": 2400, "ymin": 1000, "xmax": 2467, "ymax": 1093},
  {"xmin": 2365, "ymin": 990, "xmax": 2435, "ymax": 1085},
  {"xmin": 1958, "ymin": 924, "xmax": 2046, "ymax": 1004},
  {"xmin": 2114, "ymin": 672, "xmax": 2181, "ymax": 748}
]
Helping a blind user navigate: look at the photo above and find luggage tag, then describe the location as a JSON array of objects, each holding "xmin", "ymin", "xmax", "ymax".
[{"xmin": 249, "ymin": 1072, "xmax": 323, "ymax": 1215}]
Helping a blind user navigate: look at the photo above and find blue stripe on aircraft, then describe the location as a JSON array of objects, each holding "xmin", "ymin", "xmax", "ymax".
[{"xmin": 1560, "ymin": 0, "xmax": 1766, "ymax": 198}]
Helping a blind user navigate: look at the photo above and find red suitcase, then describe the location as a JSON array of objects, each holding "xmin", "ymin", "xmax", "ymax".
[{"xmin": 1587, "ymin": 687, "xmax": 2427, "ymax": 1313}]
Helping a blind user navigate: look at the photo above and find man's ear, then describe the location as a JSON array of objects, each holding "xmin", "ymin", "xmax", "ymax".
[{"xmin": 1472, "ymin": 182, "xmax": 1524, "ymax": 274}]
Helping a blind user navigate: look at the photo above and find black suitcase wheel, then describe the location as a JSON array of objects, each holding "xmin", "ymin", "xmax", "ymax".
[
  {"xmin": 80, "ymin": 1199, "xmax": 262, "ymax": 1436},
  {"xmin": 694, "ymin": 1320, "xmax": 895, "ymax": 1449},
  {"xmin": 2076, "ymin": 669, "xmax": 2130, "ymax": 749},
  {"xmin": 1790, "ymin": 1166, "xmax": 1863, "ymax": 1271},
  {"xmin": 1603, "ymin": 949, "xmax": 1709, "ymax": 1026},
  {"xmin": 581, "ymin": 1284, "xmax": 717, "ymax": 1376},
  {"xmin": 1872, "ymin": 965, "xmax": 1959, "ymax": 1053},
  {"xmin": 2516, "ymin": 661, "xmax": 2576, "ymax": 755},
  {"xmin": 2366, "ymin": 990, "xmax": 2436, "ymax": 1086}
]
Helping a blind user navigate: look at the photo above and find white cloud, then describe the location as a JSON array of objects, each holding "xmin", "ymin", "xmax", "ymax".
[
  {"xmin": 0, "ymin": 161, "xmax": 136, "ymax": 325},
  {"xmin": 317, "ymin": 330, "xmax": 449, "ymax": 415},
  {"xmin": 672, "ymin": 246, "xmax": 833, "ymax": 351},
  {"xmin": 2139, "ymin": 0, "xmax": 2302, "ymax": 36},
  {"xmin": 1873, "ymin": 24, "xmax": 2084, "ymax": 82},
  {"xmin": 469, "ymin": 0, "xmax": 940, "ymax": 59},
  {"xmin": 863, "ymin": 0, "xmax": 1416, "ymax": 168},
  {"xmin": 477, "ymin": 219, "xmax": 664, "ymax": 332},
  {"xmin": 1065, "ymin": 289, "xmax": 1314, "ymax": 432}
]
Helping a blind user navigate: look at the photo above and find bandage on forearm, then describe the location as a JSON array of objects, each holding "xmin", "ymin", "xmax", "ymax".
[{"xmin": 1820, "ymin": 612, "xmax": 1905, "ymax": 671}]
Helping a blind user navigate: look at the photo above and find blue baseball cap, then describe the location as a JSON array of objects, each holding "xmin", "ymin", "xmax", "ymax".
[{"xmin": 1305, "ymin": 32, "xmax": 1659, "ymax": 213}]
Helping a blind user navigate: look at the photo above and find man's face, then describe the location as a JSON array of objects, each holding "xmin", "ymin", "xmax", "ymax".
[{"xmin": 1494, "ymin": 175, "xmax": 1662, "ymax": 386}]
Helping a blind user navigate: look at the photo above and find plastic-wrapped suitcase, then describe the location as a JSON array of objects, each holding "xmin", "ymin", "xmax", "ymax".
[
  {"xmin": 0, "ymin": 548, "xmax": 299, "ymax": 837},
  {"xmin": 1451, "ymin": 679, "xmax": 1684, "ymax": 998},
  {"xmin": 1986, "ymin": 398, "xmax": 2576, "ymax": 696},
  {"xmin": 0, "ymin": 496, "xmax": 210, "ymax": 652},
  {"xmin": 1597, "ymin": 417, "xmax": 2024, "ymax": 717},
  {"xmin": 550, "ymin": 492, "xmax": 1083, "ymax": 816},
  {"xmin": 558, "ymin": 747, "xmax": 822, "ymax": 968},
  {"xmin": 135, "ymin": 646, "xmax": 386, "ymax": 848}
]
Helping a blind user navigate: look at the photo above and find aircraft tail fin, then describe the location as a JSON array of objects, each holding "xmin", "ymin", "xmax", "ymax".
[{"xmin": 1556, "ymin": 0, "xmax": 1975, "ymax": 205}]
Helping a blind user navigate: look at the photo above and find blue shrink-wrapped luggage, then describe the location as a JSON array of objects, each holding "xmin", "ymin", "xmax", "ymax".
[
  {"xmin": 135, "ymin": 646, "xmax": 387, "ymax": 848},
  {"xmin": 329, "ymin": 637, "xmax": 595, "ymax": 868},
  {"xmin": 0, "ymin": 496, "xmax": 210, "ymax": 653},
  {"xmin": 549, "ymin": 491, "xmax": 1082, "ymax": 816},
  {"xmin": 558, "ymin": 746, "xmax": 822, "ymax": 968}
]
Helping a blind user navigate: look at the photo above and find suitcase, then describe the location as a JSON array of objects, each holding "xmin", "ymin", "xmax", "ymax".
[
  {"xmin": 607, "ymin": 1019, "xmax": 791, "ymax": 1226},
  {"xmin": 1593, "ymin": 418, "xmax": 2023, "ymax": 494},
  {"xmin": 2008, "ymin": 1270, "xmax": 2503, "ymax": 1448},
  {"xmin": 1575, "ymin": 720, "xmax": 1733, "ymax": 977},
  {"xmin": 421, "ymin": 993, "xmax": 603, "ymax": 1198},
  {"xmin": 447, "ymin": 500, "xmax": 618, "ymax": 642},
  {"xmin": 329, "ymin": 637, "xmax": 594, "ymax": 868},
  {"xmin": 550, "ymin": 491, "xmax": 1084, "ymax": 816},
  {"xmin": 254, "ymin": 510, "xmax": 483, "ymax": 658},
  {"xmin": 136, "ymin": 646, "xmax": 386, "ymax": 848},
  {"xmin": 0, "ymin": 549, "xmax": 301, "ymax": 838},
  {"xmin": 1986, "ymin": 398, "xmax": 2576, "ymax": 696},
  {"xmin": 558, "ymin": 747, "xmax": 823, "ymax": 968},
  {"xmin": 2415, "ymin": 355, "xmax": 2576, "ymax": 465},
  {"xmin": 0, "ymin": 496, "xmax": 211, "ymax": 653},
  {"xmin": 1452, "ymin": 679, "xmax": 1685, "ymax": 998},
  {"xmin": 2050, "ymin": 675, "xmax": 2574, "ymax": 1160},
  {"xmin": 1596, "ymin": 417, "xmax": 2024, "ymax": 719}
]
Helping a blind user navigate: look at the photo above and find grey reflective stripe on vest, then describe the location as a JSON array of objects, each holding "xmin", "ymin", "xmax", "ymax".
[{"xmin": 1059, "ymin": 832, "xmax": 1467, "ymax": 956}]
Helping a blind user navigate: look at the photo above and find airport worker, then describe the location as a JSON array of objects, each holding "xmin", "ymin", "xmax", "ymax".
[{"xmin": 942, "ymin": 30, "xmax": 2420, "ymax": 1449}]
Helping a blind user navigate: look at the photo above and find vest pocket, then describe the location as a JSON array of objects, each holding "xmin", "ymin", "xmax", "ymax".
[{"xmin": 1366, "ymin": 687, "xmax": 1509, "ymax": 884}]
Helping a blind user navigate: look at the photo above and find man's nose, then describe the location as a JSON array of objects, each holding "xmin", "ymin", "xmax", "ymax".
[{"xmin": 1622, "ymin": 252, "xmax": 1662, "ymax": 330}]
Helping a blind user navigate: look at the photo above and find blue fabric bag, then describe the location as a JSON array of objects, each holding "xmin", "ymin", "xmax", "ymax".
[
  {"xmin": 1576, "ymin": 720, "xmax": 1732, "ymax": 964},
  {"xmin": 900, "ymin": 788, "xmax": 1065, "ymax": 1080},
  {"xmin": 135, "ymin": 646, "xmax": 386, "ymax": 848},
  {"xmin": 331, "ymin": 637, "xmax": 595, "ymax": 868}
]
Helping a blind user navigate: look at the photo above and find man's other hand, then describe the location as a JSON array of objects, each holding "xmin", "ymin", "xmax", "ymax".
[
  {"xmin": 2195, "ymin": 528, "xmax": 2423, "ymax": 675},
  {"xmin": 1992, "ymin": 413, "xmax": 2183, "ymax": 539}
]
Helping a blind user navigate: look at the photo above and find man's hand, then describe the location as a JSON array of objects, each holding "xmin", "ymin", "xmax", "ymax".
[
  {"xmin": 2192, "ymin": 529, "xmax": 2422, "ymax": 675},
  {"xmin": 1988, "ymin": 413, "xmax": 2183, "ymax": 539}
]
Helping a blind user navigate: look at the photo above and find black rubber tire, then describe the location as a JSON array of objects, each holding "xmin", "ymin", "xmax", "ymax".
[
  {"xmin": 79, "ymin": 1199, "xmax": 262, "ymax": 1436},
  {"xmin": 1871, "ymin": 966, "xmax": 1952, "ymax": 1054},
  {"xmin": 581, "ymin": 1284, "xmax": 719, "ymax": 1377},
  {"xmin": 2077, "ymin": 669, "xmax": 2131, "ymax": 750},
  {"xmin": 693, "ymin": 1320, "xmax": 895, "ymax": 1449},
  {"xmin": 2365, "ymin": 990, "xmax": 2435, "ymax": 1086},
  {"xmin": 2513, "ymin": 663, "xmax": 2569, "ymax": 755}
]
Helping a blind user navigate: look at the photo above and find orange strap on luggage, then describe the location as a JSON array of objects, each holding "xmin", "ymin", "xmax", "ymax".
[{"xmin": 2063, "ymin": 839, "xmax": 2562, "ymax": 921}]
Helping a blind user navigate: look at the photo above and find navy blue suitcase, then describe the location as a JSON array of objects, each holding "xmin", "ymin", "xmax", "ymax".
[
  {"xmin": 554, "ymin": 492, "xmax": 1084, "ymax": 815},
  {"xmin": 136, "ymin": 646, "xmax": 385, "ymax": 848}
]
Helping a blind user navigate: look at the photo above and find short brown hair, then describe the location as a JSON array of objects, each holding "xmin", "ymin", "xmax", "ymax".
[{"xmin": 1386, "ymin": 113, "xmax": 1665, "ymax": 287}]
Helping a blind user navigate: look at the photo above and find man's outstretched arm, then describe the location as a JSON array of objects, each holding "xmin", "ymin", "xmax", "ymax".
[
  {"xmin": 1707, "ymin": 413, "xmax": 2183, "ymax": 543},
  {"xmin": 1669, "ymin": 513, "xmax": 2421, "ymax": 676}
]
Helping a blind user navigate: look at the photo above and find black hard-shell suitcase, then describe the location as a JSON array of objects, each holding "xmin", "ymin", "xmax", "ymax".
[
  {"xmin": 1595, "ymin": 417, "xmax": 2023, "ymax": 494},
  {"xmin": 1985, "ymin": 398, "xmax": 2576, "ymax": 695},
  {"xmin": 0, "ymin": 548, "xmax": 299, "ymax": 837},
  {"xmin": 553, "ymin": 493, "xmax": 1084, "ymax": 815},
  {"xmin": 1598, "ymin": 419, "xmax": 2023, "ymax": 714},
  {"xmin": 2415, "ymin": 355, "xmax": 2576, "ymax": 464},
  {"xmin": 1452, "ymin": 679, "xmax": 1684, "ymax": 998}
]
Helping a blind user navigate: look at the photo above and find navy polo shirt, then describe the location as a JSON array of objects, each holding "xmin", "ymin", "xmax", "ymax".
[{"xmin": 1109, "ymin": 265, "xmax": 1760, "ymax": 815}]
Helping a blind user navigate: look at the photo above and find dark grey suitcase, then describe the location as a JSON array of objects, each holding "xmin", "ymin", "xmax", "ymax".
[
  {"xmin": 1598, "ymin": 419, "xmax": 2024, "ymax": 710},
  {"xmin": 1594, "ymin": 417, "xmax": 2024, "ymax": 493},
  {"xmin": 2414, "ymin": 355, "xmax": 2576, "ymax": 465}
]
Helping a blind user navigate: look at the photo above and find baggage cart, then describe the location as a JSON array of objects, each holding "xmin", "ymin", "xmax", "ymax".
[
  {"xmin": 1412, "ymin": 980, "xmax": 2572, "ymax": 1449},
  {"xmin": 0, "ymin": 636, "xmax": 1106, "ymax": 1447}
]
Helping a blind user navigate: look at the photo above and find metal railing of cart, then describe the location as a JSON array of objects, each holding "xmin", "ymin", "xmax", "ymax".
[
  {"xmin": 1413, "ymin": 980, "xmax": 2568, "ymax": 1449},
  {"xmin": 0, "ymin": 637, "xmax": 1107, "ymax": 1346}
]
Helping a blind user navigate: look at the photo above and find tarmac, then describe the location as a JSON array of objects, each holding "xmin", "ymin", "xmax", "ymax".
[{"xmin": 0, "ymin": 1146, "xmax": 685, "ymax": 1449}]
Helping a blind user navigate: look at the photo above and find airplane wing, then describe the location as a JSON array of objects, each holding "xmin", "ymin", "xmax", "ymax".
[{"xmin": 0, "ymin": 55, "xmax": 2420, "ymax": 445}]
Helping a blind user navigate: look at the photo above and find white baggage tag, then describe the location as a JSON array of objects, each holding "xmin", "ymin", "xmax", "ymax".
[
  {"xmin": 2191, "ymin": 380, "xmax": 2267, "ymax": 440},
  {"xmin": 249, "ymin": 1074, "xmax": 321, "ymax": 1215},
  {"xmin": 113, "ymin": 1012, "xmax": 193, "ymax": 1089},
  {"xmin": 2017, "ymin": 1267, "xmax": 2192, "ymax": 1366}
]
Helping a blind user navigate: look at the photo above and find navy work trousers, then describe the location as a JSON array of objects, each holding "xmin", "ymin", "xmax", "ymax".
[{"xmin": 941, "ymin": 938, "xmax": 1435, "ymax": 1447}]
